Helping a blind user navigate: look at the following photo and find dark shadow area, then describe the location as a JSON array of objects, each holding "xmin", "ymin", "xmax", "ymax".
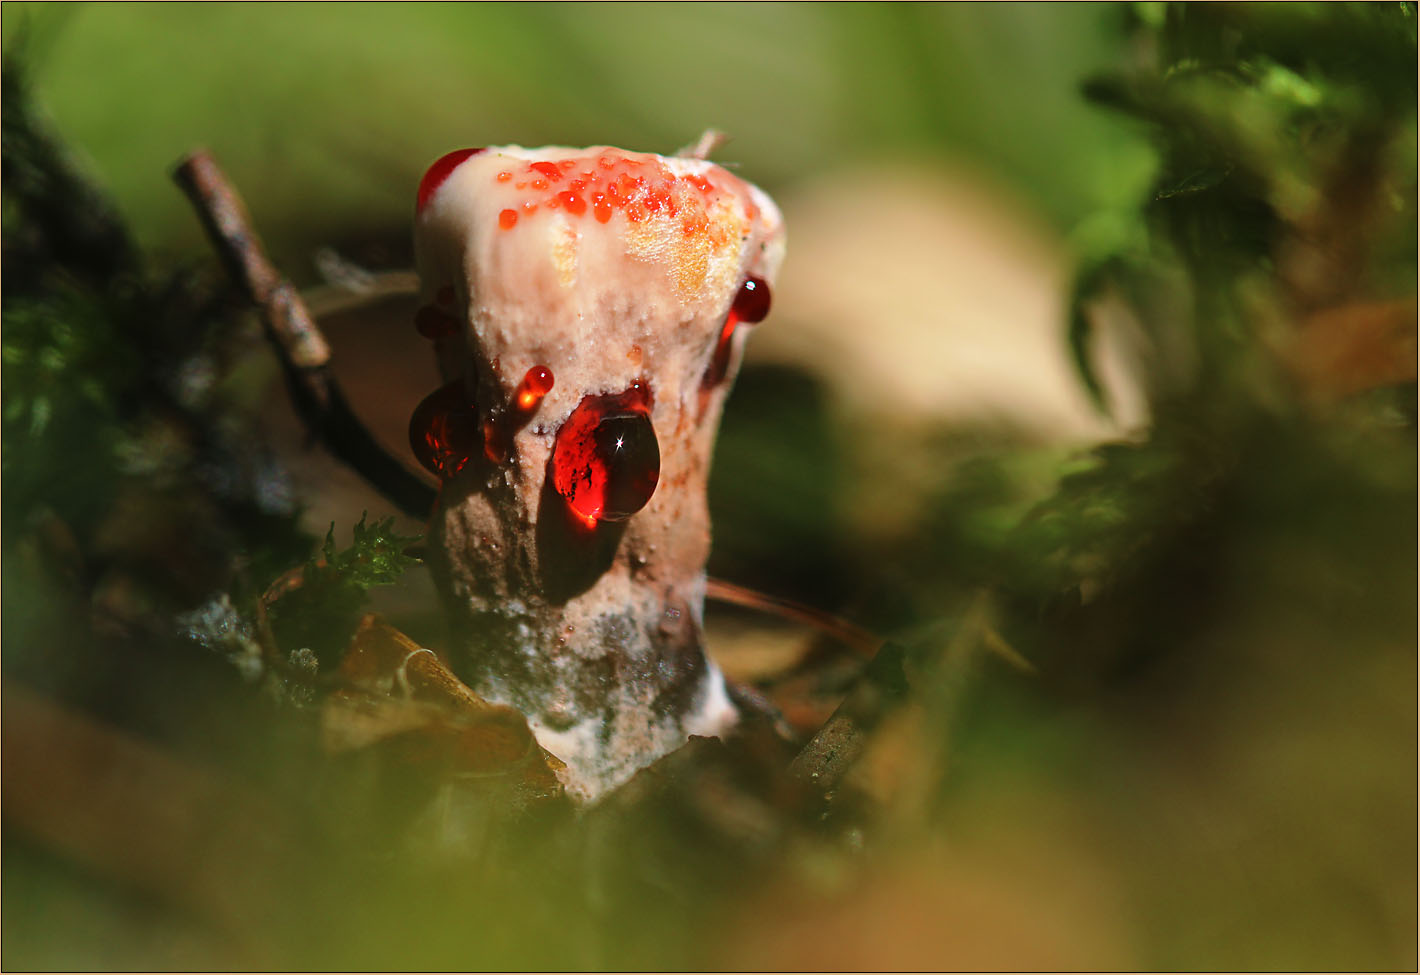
[
  {"xmin": 708, "ymin": 363, "xmax": 853, "ymax": 609},
  {"xmin": 534, "ymin": 471, "xmax": 626, "ymax": 605}
]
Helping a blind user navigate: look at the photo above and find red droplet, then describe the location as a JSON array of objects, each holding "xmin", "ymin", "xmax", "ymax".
[
  {"xmin": 499, "ymin": 208, "xmax": 518, "ymax": 230},
  {"xmin": 701, "ymin": 276, "xmax": 773, "ymax": 390},
  {"xmin": 409, "ymin": 380, "xmax": 481, "ymax": 478},
  {"xmin": 530, "ymin": 161, "xmax": 563, "ymax": 182},
  {"xmin": 592, "ymin": 192, "xmax": 612, "ymax": 223},
  {"xmin": 496, "ymin": 171, "xmax": 512, "ymax": 182},
  {"xmin": 415, "ymin": 305, "xmax": 459, "ymax": 340},
  {"xmin": 732, "ymin": 275, "xmax": 772, "ymax": 323},
  {"xmin": 557, "ymin": 191, "xmax": 587, "ymax": 216},
  {"xmin": 551, "ymin": 382, "xmax": 659, "ymax": 528},
  {"xmin": 416, "ymin": 148, "xmax": 485, "ymax": 213},
  {"xmin": 514, "ymin": 365, "xmax": 554, "ymax": 413}
]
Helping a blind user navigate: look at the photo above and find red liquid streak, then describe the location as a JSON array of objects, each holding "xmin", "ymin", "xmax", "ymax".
[
  {"xmin": 701, "ymin": 276, "xmax": 772, "ymax": 390},
  {"xmin": 703, "ymin": 315, "xmax": 739, "ymax": 390},
  {"xmin": 416, "ymin": 148, "xmax": 485, "ymax": 213}
]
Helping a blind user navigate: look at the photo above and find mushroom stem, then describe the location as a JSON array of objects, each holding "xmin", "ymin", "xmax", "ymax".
[{"xmin": 414, "ymin": 144, "xmax": 786, "ymax": 801}]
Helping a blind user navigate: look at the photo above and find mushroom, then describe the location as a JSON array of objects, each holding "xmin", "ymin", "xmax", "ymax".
[{"xmin": 410, "ymin": 144, "xmax": 786, "ymax": 802}]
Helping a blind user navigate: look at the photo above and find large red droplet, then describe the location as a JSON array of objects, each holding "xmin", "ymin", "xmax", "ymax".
[
  {"xmin": 409, "ymin": 379, "xmax": 481, "ymax": 478},
  {"xmin": 416, "ymin": 148, "xmax": 486, "ymax": 214},
  {"xmin": 551, "ymin": 382, "xmax": 659, "ymax": 528}
]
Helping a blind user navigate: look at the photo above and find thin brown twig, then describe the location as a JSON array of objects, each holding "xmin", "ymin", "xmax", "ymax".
[
  {"xmin": 172, "ymin": 150, "xmax": 437, "ymax": 520},
  {"xmin": 676, "ymin": 128, "xmax": 729, "ymax": 160},
  {"xmin": 705, "ymin": 576, "xmax": 884, "ymax": 658}
]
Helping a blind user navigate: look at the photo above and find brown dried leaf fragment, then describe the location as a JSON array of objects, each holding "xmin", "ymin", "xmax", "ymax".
[{"xmin": 322, "ymin": 614, "xmax": 565, "ymax": 795}]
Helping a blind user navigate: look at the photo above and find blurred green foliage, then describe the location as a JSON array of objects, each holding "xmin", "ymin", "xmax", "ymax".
[{"xmin": 267, "ymin": 513, "xmax": 420, "ymax": 665}]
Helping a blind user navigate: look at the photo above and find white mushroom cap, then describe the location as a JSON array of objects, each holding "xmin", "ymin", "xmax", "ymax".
[{"xmin": 415, "ymin": 145, "xmax": 785, "ymax": 426}]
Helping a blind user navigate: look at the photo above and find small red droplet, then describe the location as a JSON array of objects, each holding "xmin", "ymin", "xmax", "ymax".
[
  {"xmin": 409, "ymin": 380, "xmax": 481, "ymax": 478},
  {"xmin": 498, "ymin": 208, "xmax": 518, "ymax": 230},
  {"xmin": 592, "ymin": 192, "xmax": 612, "ymax": 223},
  {"xmin": 701, "ymin": 276, "xmax": 773, "ymax": 391},
  {"xmin": 415, "ymin": 305, "xmax": 459, "ymax": 339},
  {"xmin": 530, "ymin": 161, "xmax": 563, "ymax": 181},
  {"xmin": 514, "ymin": 364, "xmax": 554, "ymax": 413},
  {"xmin": 732, "ymin": 275, "xmax": 772, "ymax": 323},
  {"xmin": 558, "ymin": 191, "xmax": 587, "ymax": 216},
  {"xmin": 417, "ymin": 148, "xmax": 485, "ymax": 214},
  {"xmin": 551, "ymin": 383, "xmax": 659, "ymax": 528},
  {"xmin": 532, "ymin": 178, "xmax": 548, "ymax": 191},
  {"xmin": 496, "ymin": 171, "xmax": 512, "ymax": 182}
]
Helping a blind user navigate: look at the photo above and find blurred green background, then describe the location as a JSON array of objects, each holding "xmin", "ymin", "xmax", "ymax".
[
  {"xmin": 2, "ymin": 3, "xmax": 1415, "ymax": 970},
  {"xmin": 3, "ymin": 2, "xmax": 1152, "ymax": 266}
]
